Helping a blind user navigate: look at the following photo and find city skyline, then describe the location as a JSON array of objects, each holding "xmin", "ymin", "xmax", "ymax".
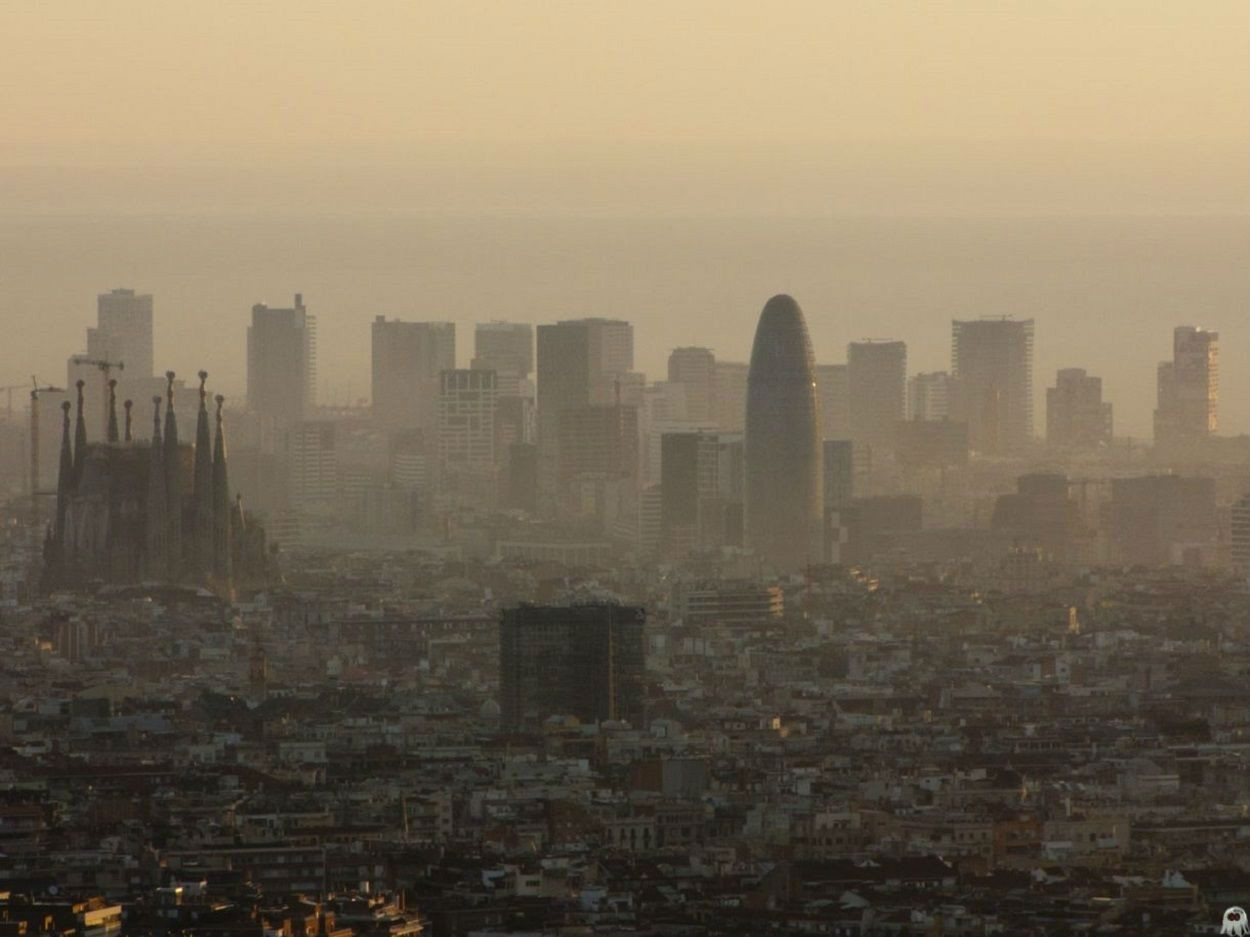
[{"xmin": 10, "ymin": 274, "xmax": 1245, "ymax": 442}]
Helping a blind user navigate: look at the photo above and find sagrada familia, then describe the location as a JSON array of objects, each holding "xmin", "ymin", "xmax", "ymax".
[{"xmin": 41, "ymin": 370, "xmax": 270, "ymax": 596}]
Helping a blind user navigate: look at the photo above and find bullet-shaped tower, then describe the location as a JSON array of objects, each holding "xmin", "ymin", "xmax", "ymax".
[{"xmin": 745, "ymin": 294, "xmax": 822, "ymax": 571}]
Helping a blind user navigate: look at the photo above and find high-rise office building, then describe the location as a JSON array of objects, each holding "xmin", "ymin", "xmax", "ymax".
[
  {"xmin": 89, "ymin": 288, "xmax": 154, "ymax": 379},
  {"xmin": 286, "ymin": 420, "xmax": 338, "ymax": 513},
  {"xmin": 745, "ymin": 295, "xmax": 822, "ymax": 570},
  {"xmin": 713, "ymin": 361, "xmax": 749, "ymax": 431},
  {"xmin": 1046, "ymin": 368, "xmax": 1112, "ymax": 448},
  {"xmin": 815, "ymin": 363, "xmax": 850, "ymax": 441},
  {"xmin": 499, "ymin": 604, "xmax": 646, "ymax": 731},
  {"xmin": 472, "ymin": 321, "xmax": 533, "ymax": 396},
  {"xmin": 667, "ymin": 347, "xmax": 717, "ymax": 423},
  {"xmin": 950, "ymin": 317, "xmax": 1034, "ymax": 454},
  {"xmin": 848, "ymin": 340, "xmax": 906, "ymax": 457},
  {"xmin": 908, "ymin": 371, "xmax": 951, "ymax": 422},
  {"xmin": 822, "ymin": 439, "xmax": 854, "ymax": 564},
  {"xmin": 1154, "ymin": 326, "xmax": 1218, "ymax": 449},
  {"xmin": 822, "ymin": 439, "xmax": 854, "ymax": 510},
  {"xmin": 537, "ymin": 322, "xmax": 592, "ymax": 499},
  {"xmin": 536, "ymin": 318, "xmax": 634, "ymax": 501},
  {"xmin": 371, "ymin": 317, "xmax": 455, "ymax": 436},
  {"xmin": 437, "ymin": 369, "xmax": 497, "ymax": 487},
  {"xmin": 570, "ymin": 317, "xmax": 634, "ymax": 401},
  {"xmin": 660, "ymin": 431, "xmax": 722, "ymax": 558},
  {"xmin": 247, "ymin": 294, "xmax": 316, "ymax": 428}
]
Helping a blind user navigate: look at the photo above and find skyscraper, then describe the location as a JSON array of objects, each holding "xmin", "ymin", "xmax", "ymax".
[
  {"xmin": 848, "ymin": 340, "xmax": 907, "ymax": 457},
  {"xmin": 660, "ymin": 430, "xmax": 722, "ymax": 559},
  {"xmin": 472, "ymin": 321, "xmax": 533, "ymax": 396},
  {"xmin": 1046, "ymin": 368, "xmax": 1112, "ymax": 448},
  {"xmin": 950, "ymin": 317, "xmax": 1034, "ymax": 454},
  {"xmin": 90, "ymin": 288, "xmax": 154, "ymax": 379},
  {"xmin": 907, "ymin": 371, "xmax": 951, "ymax": 422},
  {"xmin": 247, "ymin": 294, "xmax": 316, "ymax": 428},
  {"xmin": 667, "ymin": 347, "xmax": 717, "ymax": 423},
  {"xmin": 437, "ymin": 368, "xmax": 497, "ymax": 489},
  {"xmin": 371, "ymin": 317, "xmax": 455, "ymax": 436},
  {"xmin": 499, "ymin": 604, "xmax": 646, "ymax": 731},
  {"xmin": 713, "ymin": 361, "xmax": 749, "ymax": 431},
  {"xmin": 745, "ymin": 295, "xmax": 822, "ymax": 570},
  {"xmin": 1153, "ymin": 326, "xmax": 1218, "ymax": 449},
  {"xmin": 536, "ymin": 318, "xmax": 635, "ymax": 503},
  {"xmin": 815, "ymin": 363, "xmax": 850, "ymax": 441}
]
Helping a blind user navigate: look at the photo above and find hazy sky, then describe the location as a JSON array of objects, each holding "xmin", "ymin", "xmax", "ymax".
[
  {"xmin": 1, "ymin": 2, "xmax": 1246, "ymax": 436},
  {"xmin": 2, "ymin": 1, "xmax": 1246, "ymax": 214}
]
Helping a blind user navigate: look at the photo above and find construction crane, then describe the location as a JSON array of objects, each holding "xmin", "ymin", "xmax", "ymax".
[
  {"xmin": 0, "ymin": 383, "xmax": 26, "ymax": 417},
  {"xmin": 29, "ymin": 377, "xmax": 66, "ymax": 504},
  {"xmin": 68, "ymin": 355, "xmax": 124, "ymax": 435}
]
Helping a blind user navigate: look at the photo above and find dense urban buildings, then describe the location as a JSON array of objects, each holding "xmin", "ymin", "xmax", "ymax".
[
  {"xmin": 1154, "ymin": 324, "xmax": 1219, "ymax": 450},
  {"xmin": 247, "ymin": 294, "xmax": 316, "ymax": 428},
  {"xmin": 744, "ymin": 294, "xmax": 822, "ymax": 571},
  {"xmin": 950, "ymin": 316, "xmax": 1034, "ymax": 454},
  {"xmin": 0, "ymin": 287, "xmax": 1247, "ymax": 937}
]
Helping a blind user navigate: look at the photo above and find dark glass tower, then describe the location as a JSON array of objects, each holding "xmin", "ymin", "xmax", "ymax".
[{"xmin": 745, "ymin": 294, "xmax": 822, "ymax": 570}]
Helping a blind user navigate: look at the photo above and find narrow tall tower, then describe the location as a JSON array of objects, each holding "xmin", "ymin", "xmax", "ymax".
[
  {"xmin": 106, "ymin": 379, "xmax": 120, "ymax": 444},
  {"xmin": 745, "ymin": 295, "xmax": 822, "ymax": 571},
  {"xmin": 72, "ymin": 380, "xmax": 88, "ymax": 483},
  {"xmin": 192, "ymin": 371, "xmax": 214, "ymax": 577},
  {"xmin": 54, "ymin": 401, "xmax": 74, "ymax": 552},
  {"xmin": 145, "ymin": 396, "xmax": 168, "ymax": 580},
  {"xmin": 163, "ymin": 371, "xmax": 182, "ymax": 576},
  {"xmin": 212, "ymin": 394, "xmax": 232, "ymax": 582}
]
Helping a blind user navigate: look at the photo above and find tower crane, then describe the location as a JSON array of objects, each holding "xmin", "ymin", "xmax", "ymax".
[{"xmin": 68, "ymin": 355, "xmax": 124, "ymax": 435}]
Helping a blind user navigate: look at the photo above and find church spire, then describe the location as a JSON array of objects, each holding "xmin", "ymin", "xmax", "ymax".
[
  {"xmin": 72, "ymin": 379, "xmax": 87, "ymax": 483},
  {"xmin": 193, "ymin": 370, "xmax": 214, "ymax": 578},
  {"xmin": 163, "ymin": 371, "xmax": 183, "ymax": 577},
  {"xmin": 54, "ymin": 400, "xmax": 74, "ymax": 553},
  {"xmin": 106, "ymin": 379, "xmax": 119, "ymax": 443},
  {"xmin": 212, "ymin": 393, "xmax": 232, "ymax": 583},
  {"xmin": 145, "ymin": 396, "xmax": 167, "ymax": 579}
]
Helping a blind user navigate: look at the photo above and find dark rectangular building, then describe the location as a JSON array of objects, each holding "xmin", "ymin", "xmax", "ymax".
[{"xmin": 500, "ymin": 604, "xmax": 646, "ymax": 731}]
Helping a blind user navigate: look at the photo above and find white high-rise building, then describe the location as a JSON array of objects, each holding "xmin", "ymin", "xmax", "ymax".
[
  {"xmin": 908, "ymin": 371, "xmax": 951, "ymax": 422},
  {"xmin": 438, "ymin": 368, "xmax": 497, "ymax": 482}
]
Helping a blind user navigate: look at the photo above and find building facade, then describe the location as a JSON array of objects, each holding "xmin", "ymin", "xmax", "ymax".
[
  {"xmin": 848, "ymin": 340, "xmax": 907, "ymax": 458},
  {"xmin": 371, "ymin": 317, "xmax": 455, "ymax": 436},
  {"xmin": 950, "ymin": 317, "xmax": 1034, "ymax": 454},
  {"xmin": 499, "ymin": 604, "xmax": 646, "ymax": 731},
  {"xmin": 1046, "ymin": 368, "xmax": 1112, "ymax": 448},
  {"xmin": 1154, "ymin": 326, "xmax": 1218, "ymax": 449},
  {"xmin": 247, "ymin": 295, "xmax": 316, "ymax": 428}
]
